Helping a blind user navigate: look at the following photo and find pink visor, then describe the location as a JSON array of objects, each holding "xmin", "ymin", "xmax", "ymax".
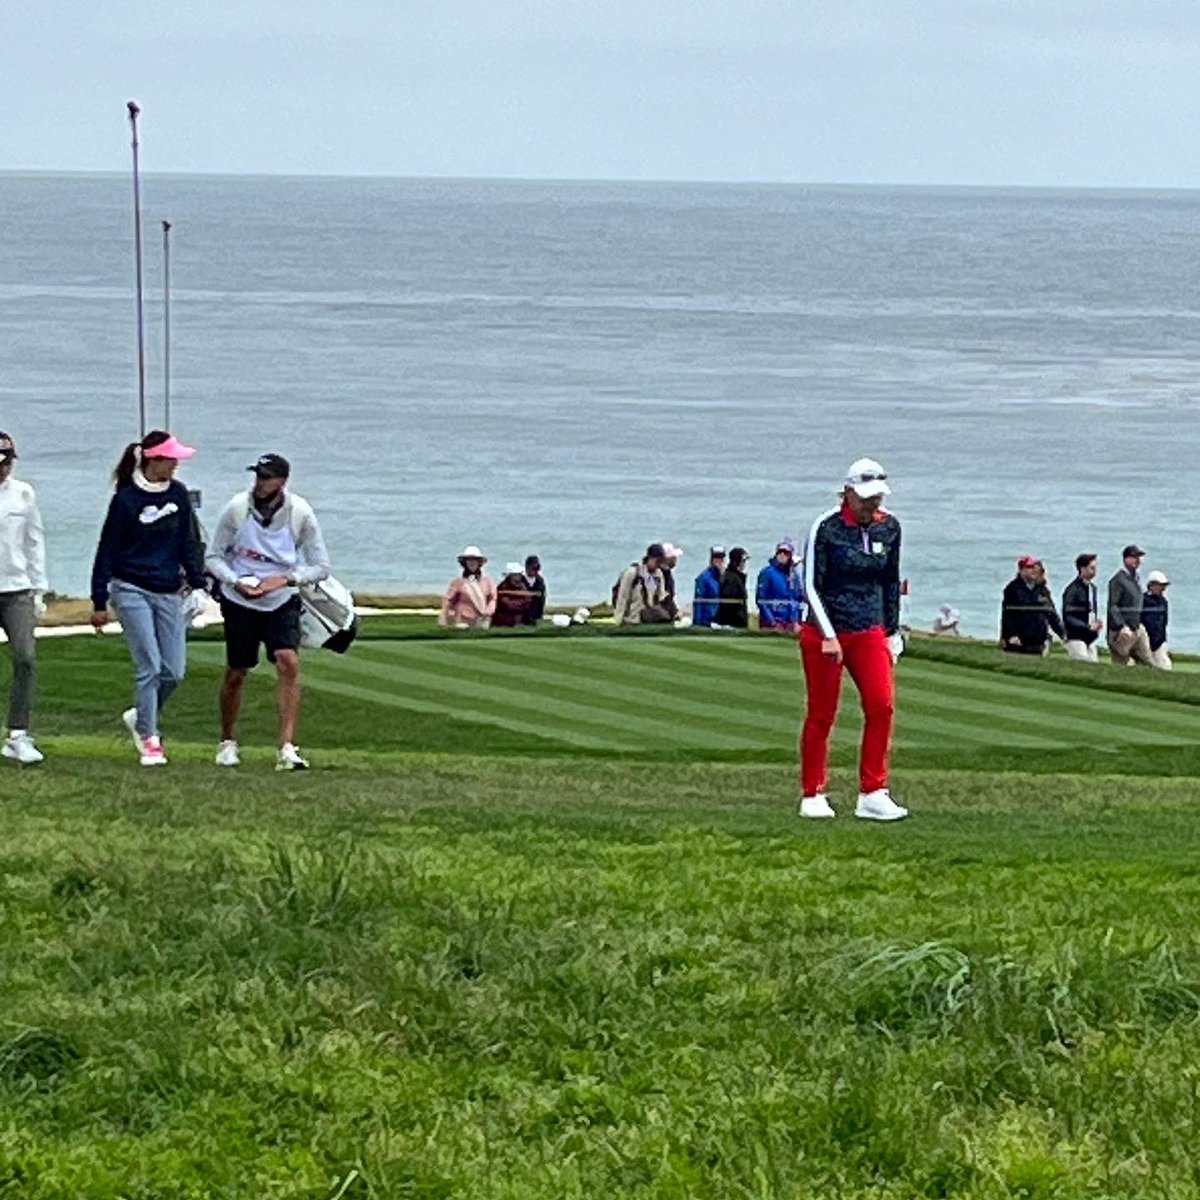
[{"xmin": 143, "ymin": 435, "xmax": 196, "ymax": 461}]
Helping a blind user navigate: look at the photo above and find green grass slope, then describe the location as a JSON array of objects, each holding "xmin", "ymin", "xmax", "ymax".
[{"xmin": 2, "ymin": 630, "xmax": 1200, "ymax": 1198}]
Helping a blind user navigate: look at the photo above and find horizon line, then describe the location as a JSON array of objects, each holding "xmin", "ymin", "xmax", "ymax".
[{"xmin": 1, "ymin": 167, "xmax": 1199, "ymax": 195}]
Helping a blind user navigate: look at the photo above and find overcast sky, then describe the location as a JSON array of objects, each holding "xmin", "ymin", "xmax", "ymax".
[{"xmin": 1, "ymin": 0, "xmax": 1197, "ymax": 186}]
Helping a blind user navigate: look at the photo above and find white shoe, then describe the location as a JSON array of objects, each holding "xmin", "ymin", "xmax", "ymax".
[
  {"xmin": 276, "ymin": 743, "xmax": 310, "ymax": 771},
  {"xmin": 2, "ymin": 733, "xmax": 44, "ymax": 765},
  {"xmin": 798, "ymin": 793, "xmax": 836, "ymax": 819},
  {"xmin": 122, "ymin": 708, "xmax": 145, "ymax": 755},
  {"xmin": 140, "ymin": 735, "xmax": 168, "ymax": 767},
  {"xmin": 855, "ymin": 789, "xmax": 908, "ymax": 822},
  {"xmin": 215, "ymin": 740, "xmax": 241, "ymax": 768}
]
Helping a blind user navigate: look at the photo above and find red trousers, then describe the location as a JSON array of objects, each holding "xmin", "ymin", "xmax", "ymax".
[{"xmin": 799, "ymin": 623, "xmax": 894, "ymax": 796}]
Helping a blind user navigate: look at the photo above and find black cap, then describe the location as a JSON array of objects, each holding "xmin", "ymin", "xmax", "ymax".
[
  {"xmin": 1122, "ymin": 544, "xmax": 1145, "ymax": 558},
  {"xmin": 645, "ymin": 542, "xmax": 667, "ymax": 560},
  {"xmin": 0, "ymin": 432, "xmax": 14, "ymax": 460},
  {"xmin": 247, "ymin": 453, "xmax": 291, "ymax": 479}
]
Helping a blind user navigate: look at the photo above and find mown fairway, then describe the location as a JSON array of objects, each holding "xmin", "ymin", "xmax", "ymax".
[{"xmin": 3, "ymin": 627, "xmax": 1200, "ymax": 1198}]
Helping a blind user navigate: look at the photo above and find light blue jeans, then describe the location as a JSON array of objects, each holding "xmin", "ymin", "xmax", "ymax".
[{"xmin": 110, "ymin": 580, "xmax": 187, "ymax": 738}]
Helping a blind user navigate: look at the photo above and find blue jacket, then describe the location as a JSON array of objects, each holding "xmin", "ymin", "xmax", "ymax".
[
  {"xmin": 692, "ymin": 565, "xmax": 722, "ymax": 627},
  {"xmin": 756, "ymin": 558, "xmax": 803, "ymax": 628}
]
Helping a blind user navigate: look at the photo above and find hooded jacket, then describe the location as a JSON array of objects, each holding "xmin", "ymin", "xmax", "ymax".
[{"xmin": 755, "ymin": 558, "xmax": 803, "ymax": 628}]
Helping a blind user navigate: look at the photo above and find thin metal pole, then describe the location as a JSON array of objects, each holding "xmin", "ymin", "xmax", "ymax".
[
  {"xmin": 162, "ymin": 220, "xmax": 172, "ymax": 429},
  {"xmin": 127, "ymin": 100, "xmax": 147, "ymax": 438}
]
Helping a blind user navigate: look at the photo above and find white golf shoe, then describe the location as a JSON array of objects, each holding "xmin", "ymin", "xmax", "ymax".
[
  {"xmin": 276, "ymin": 743, "xmax": 310, "ymax": 771},
  {"xmin": 2, "ymin": 733, "xmax": 44, "ymax": 765},
  {"xmin": 215, "ymin": 740, "xmax": 241, "ymax": 768},
  {"xmin": 798, "ymin": 794, "xmax": 836, "ymax": 819},
  {"xmin": 122, "ymin": 708, "xmax": 144, "ymax": 755},
  {"xmin": 855, "ymin": 789, "xmax": 909, "ymax": 822}
]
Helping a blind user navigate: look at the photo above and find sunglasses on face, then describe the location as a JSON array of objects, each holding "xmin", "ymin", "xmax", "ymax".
[{"xmin": 856, "ymin": 471, "xmax": 887, "ymax": 483}]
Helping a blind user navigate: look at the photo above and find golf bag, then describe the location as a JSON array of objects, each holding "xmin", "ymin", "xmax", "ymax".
[{"xmin": 299, "ymin": 576, "xmax": 359, "ymax": 653}]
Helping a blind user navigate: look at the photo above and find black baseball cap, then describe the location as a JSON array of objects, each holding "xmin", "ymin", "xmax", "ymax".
[
  {"xmin": 247, "ymin": 453, "xmax": 291, "ymax": 479},
  {"xmin": 1122, "ymin": 544, "xmax": 1145, "ymax": 558}
]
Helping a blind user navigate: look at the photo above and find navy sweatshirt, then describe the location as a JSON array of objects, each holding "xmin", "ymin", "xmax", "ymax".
[{"xmin": 91, "ymin": 481, "xmax": 206, "ymax": 609}]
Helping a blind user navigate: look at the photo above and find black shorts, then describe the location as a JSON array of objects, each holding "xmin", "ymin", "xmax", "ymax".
[{"xmin": 221, "ymin": 595, "xmax": 302, "ymax": 669}]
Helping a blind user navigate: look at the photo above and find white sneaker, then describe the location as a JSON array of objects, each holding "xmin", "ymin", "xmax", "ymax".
[
  {"xmin": 2, "ymin": 733, "xmax": 44, "ymax": 765},
  {"xmin": 140, "ymin": 735, "xmax": 168, "ymax": 767},
  {"xmin": 855, "ymin": 789, "xmax": 909, "ymax": 822},
  {"xmin": 798, "ymin": 794, "xmax": 836, "ymax": 819},
  {"xmin": 276, "ymin": 743, "xmax": 310, "ymax": 771},
  {"xmin": 122, "ymin": 708, "xmax": 145, "ymax": 755},
  {"xmin": 215, "ymin": 740, "xmax": 241, "ymax": 768}
]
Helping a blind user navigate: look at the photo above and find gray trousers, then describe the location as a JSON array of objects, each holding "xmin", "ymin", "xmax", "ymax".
[{"xmin": 0, "ymin": 589, "xmax": 37, "ymax": 732}]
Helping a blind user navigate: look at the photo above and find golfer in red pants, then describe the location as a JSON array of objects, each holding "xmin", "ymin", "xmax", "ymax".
[{"xmin": 798, "ymin": 458, "xmax": 908, "ymax": 821}]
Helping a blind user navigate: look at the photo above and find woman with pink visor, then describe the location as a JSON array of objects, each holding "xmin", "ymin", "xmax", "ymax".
[{"xmin": 90, "ymin": 431, "xmax": 207, "ymax": 766}]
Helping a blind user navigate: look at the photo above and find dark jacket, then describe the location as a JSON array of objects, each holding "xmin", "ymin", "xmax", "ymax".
[
  {"xmin": 662, "ymin": 566, "xmax": 679, "ymax": 621},
  {"xmin": 522, "ymin": 574, "xmax": 546, "ymax": 625},
  {"xmin": 756, "ymin": 558, "xmax": 803, "ymax": 629},
  {"xmin": 692, "ymin": 565, "xmax": 722, "ymax": 627},
  {"xmin": 492, "ymin": 572, "xmax": 533, "ymax": 628},
  {"xmin": 91, "ymin": 481, "xmax": 205, "ymax": 610},
  {"xmin": 1061, "ymin": 576, "xmax": 1100, "ymax": 645},
  {"xmin": 804, "ymin": 505, "xmax": 901, "ymax": 637},
  {"xmin": 718, "ymin": 568, "xmax": 748, "ymax": 628},
  {"xmin": 1142, "ymin": 591, "xmax": 1169, "ymax": 651},
  {"xmin": 1108, "ymin": 568, "xmax": 1143, "ymax": 634},
  {"xmin": 1000, "ymin": 577, "xmax": 1064, "ymax": 650}
]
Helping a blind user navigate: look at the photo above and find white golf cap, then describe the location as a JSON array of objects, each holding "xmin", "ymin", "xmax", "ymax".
[
  {"xmin": 845, "ymin": 457, "xmax": 891, "ymax": 498},
  {"xmin": 1148, "ymin": 570, "xmax": 1170, "ymax": 585},
  {"xmin": 504, "ymin": 561, "xmax": 522, "ymax": 574},
  {"xmin": 458, "ymin": 545, "xmax": 485, "ymax": 560},
  {"xmin": 662, "ymin": 542, "xmax": 683, "ymax": 559}
]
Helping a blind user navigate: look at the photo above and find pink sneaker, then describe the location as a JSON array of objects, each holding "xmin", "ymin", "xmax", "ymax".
[{"xmin": 140, "ymin": 735, "xmax": 168, "ymax": 767}]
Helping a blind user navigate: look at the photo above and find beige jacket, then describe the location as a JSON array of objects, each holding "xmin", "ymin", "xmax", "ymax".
[{"xmin": 612, "ymin": 563, "xmax": 667, "ymax": 626}]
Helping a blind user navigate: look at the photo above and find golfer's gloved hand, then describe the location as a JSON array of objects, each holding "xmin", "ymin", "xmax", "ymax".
[{"xmin": 886, "ymin": 631, "xmax": 905, "ymax": 662}]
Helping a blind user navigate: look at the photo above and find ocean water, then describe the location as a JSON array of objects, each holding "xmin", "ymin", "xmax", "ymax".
[{"xmin": 2, "ymin": 173, "xmax": 1199, "ymax": 642}]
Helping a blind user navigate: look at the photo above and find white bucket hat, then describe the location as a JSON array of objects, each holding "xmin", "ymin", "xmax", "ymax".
[
  {"xmin": 845, "ymin": 457, "xmax": 891, "ymax": 499},
  {"xmin": 458, "ymin": 545, "xmax": 486, "ymax": 562}
]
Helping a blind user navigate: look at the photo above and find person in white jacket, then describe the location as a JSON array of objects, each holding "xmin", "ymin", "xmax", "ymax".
[
  {"xmin": 0, "ymin": 432, "xmax": 48, "ymax": 765},
  {"xmin": 204, "ymin": 454, "xmax": 330, "ymax": 771}
]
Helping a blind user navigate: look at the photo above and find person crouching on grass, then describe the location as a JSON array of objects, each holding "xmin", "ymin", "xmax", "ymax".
[
  {"xmin": 205, "ymin": 454, "xmax": 331, "ymax": 771},
  {"xmin": 798, "ymin": 458, "xmax": 907, "ymax": 822},
  {"xmin": 90, "ymin": 431, "xmax": 207, "ymax": 767}
]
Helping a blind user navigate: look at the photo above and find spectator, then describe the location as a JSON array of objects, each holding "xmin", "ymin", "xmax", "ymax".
[
  {"xmin": 661, "ymin": 543, "xmax": 683, "ymax": 621},
  {"xmin": 1061, "ymin": 553, "xmax": 1102, "ymax": 663},
  {"xmin": 692, "ymin": 546, "xmax": 726, "ymax": 628},
  {"xmin": 718, "ymin": 547, "xmax": 750, "ymax": 629},
  {"xmin": 931, "ymin": 605, "xmax": 961, "ymax": 636},
  {"xmin": 1142, "ymin": 570, "xmax": 1171, "ymax": 670},
  {"xmin": 756, "ymin": 538, "xmax": 803, "ymax": 632},
  {"xmin": 1000, "ymin": 555, "xmax": 1064, "ymax": 654},
  {"xmin": 613, "ymin": 544, "xmax": 673, "ymax": 626},
  {"xmin": 0, "ymin": 431, "xmax": 48, "ymax": 765},
  {"xmin": 492, "ymin": 562, "xmax": 533, "ymax": 628},
  {"xmin": 1107, "ymin": 545, "xmax": 1154, "ymax": 666},
  {"xmin": 439, "ymin": 546, "xmax": 496, "ymax": 628},
  {"xmin": 523, "ymin": 555, "xmax": 546, "ymax": 625}
]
